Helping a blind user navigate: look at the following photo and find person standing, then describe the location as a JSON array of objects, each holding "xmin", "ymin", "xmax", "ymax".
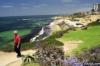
[{"xmin": 13, "ymin": 30, "xmax": 22, "ymax": 57}]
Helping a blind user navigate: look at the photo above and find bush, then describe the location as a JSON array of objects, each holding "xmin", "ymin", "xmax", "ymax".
[
  {"xmin": 22, "ymin": 46, "xmax": 65, "ymax": 66},
  {"xmin": 76, "ymin": 46, "xmax": 100, "ymax": 63}
]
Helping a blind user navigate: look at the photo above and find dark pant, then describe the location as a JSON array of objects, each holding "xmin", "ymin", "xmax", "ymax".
[{"xmin": 14, "ymin": 44, "xmax": 21, "ymax": 56}]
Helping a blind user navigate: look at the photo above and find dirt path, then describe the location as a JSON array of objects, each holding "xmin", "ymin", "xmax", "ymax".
[
  {"xmin": 62, "ymin": 40, "xmax": 83, "ymax": 54},
  {"xmin": 7, "ymin": 60, "xmax": 22, "ymax": 66},
  {"xmin": 0, "ymin": 49, "xmax": 36, "ymax": 66}
]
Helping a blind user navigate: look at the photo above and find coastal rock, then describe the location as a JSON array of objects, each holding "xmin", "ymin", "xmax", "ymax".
[
  {"xmin": 22, "ymin": 26, "xmax": 42, "ymax": 42},
  {"xmin": 74, "ymin": 15, "xmax": 100, "ymax": 25},
  {"xmin": 49, "ymin": 18, "xmax": 84, "ymax": 31}
]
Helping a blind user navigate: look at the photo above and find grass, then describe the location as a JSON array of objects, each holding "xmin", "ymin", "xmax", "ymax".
[
  {"xmin": 22, "ymin": 63, "xmax": 39, "ymax": 66},
  {"xmin": 60, "ymin": 21, "xmax": 100, "ymax": 54},
  {"xmin": 0, "ymin": 29, "xmax": 33, "ymax": 52},
  {"xmin": 41, "ymin": 32, "xmax": 64, "ymax": 46}
]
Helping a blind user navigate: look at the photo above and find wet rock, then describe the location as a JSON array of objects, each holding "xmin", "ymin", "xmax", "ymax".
[{"xmin": 22, "ymin": 26, "xmax": 42, "ymax": 42}]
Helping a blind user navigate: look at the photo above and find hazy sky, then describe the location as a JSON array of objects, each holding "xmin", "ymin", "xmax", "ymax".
[{"xmin": 0, "ymin": 0, "xmax": 100, "ymax": 16}]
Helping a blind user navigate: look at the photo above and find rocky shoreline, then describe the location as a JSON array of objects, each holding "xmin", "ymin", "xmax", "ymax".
[{"xmin": 30, "ymin": 14, "xmax": 100, "ymax": 42}]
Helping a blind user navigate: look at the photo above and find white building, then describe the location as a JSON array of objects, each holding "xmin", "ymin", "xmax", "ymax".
[{"xmin": 93, "ymin": 3, "xmax": 100, "ymax": 12}]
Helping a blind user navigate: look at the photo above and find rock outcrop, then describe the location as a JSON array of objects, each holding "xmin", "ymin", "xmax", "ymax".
[
  {"xmin": 49, "ymin": 18, "xmax": 84, "ymax": 33},
  {"xmin": 74, "ymin": 15, "xmax": 100, "ymax": 25}
]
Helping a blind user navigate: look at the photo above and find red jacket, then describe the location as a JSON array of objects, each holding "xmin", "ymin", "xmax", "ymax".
[{"xmin": 14, "ymin": 35, "xmax": 21, "ymax": 46}]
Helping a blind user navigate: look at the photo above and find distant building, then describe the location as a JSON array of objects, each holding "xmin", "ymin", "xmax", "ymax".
[{"xmin": 93, "ymin": 3, "xmax": 100, "ymax": 12}]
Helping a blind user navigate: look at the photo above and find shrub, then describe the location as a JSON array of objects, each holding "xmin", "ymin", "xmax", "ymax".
[{"xmin": 22, "ymin": 46, "xmax": 65, "ymax": 66}]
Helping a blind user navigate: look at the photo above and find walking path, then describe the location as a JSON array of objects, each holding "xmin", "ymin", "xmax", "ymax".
[
  {"xmin": 0, "ymin": 49, "xmax": 36, "ymax": 66},
  {"xmin": 62, "ymin": 40, "xmax": 83, "ymax": 54},
  {"xmin": 0, "ymin": 40, "xmax": 83, "ymax": 66}
]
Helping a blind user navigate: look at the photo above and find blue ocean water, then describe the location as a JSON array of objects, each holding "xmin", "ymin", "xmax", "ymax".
[{"xmin": 0, "ymin": 15, "xmax": 55, "ymax": 32}]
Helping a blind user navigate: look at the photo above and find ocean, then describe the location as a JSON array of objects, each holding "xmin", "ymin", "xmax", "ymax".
[
  {"xmin": 0, "ymin": 15, "xmax": 55, "ymax": 45},
  {"xmin": 0, "ymin": 15, "xmax": 55, "ymax": 32}
]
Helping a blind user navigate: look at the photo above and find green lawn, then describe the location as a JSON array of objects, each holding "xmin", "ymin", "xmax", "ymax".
[
  {"xmin": 60, "ymin": 22, "xmax": 100, "ymax": 54},
  {"xmin": 0, "ymin": 29, "xmax": 32, "ymax": 51}
]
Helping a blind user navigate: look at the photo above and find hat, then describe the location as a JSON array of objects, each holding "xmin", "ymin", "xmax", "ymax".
[{"xmin": 13, "ymin": 30, "xmax": 18, "ymax": 34}]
